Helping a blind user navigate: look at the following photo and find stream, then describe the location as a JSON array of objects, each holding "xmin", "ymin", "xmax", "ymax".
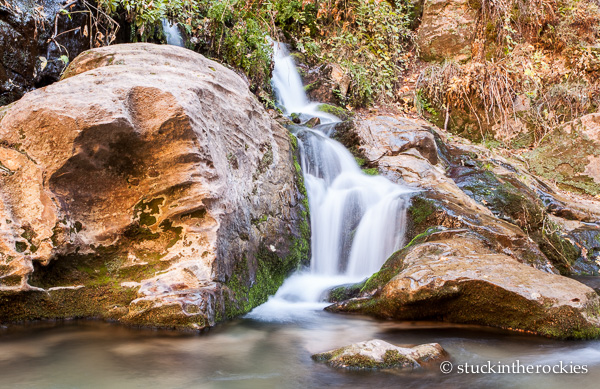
[{"xmin": 1, "ymin": 40, "xmax": 599, "ymax": 389}]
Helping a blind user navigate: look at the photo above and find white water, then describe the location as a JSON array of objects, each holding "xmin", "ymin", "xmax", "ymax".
[
  {"xmin": 161, "ymin": 19, "xmax": 184, "ymax": 47},
  {"xmin": 249, "ymin": 42, "xmax": 414, "ymax": 321}
]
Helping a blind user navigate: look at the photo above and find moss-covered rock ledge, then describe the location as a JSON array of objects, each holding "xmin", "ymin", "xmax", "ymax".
[
  {"xmin": 327, "ymin": 232, "xmax": 600, "ymax": 339},
  {"xmin": 0, "ymin": 43, "xmax": 310, "ymax": 330}
]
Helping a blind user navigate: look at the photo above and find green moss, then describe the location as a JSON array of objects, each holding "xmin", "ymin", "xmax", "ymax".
[
  {"xmin": 328, "ymin": 279, "xmax": 366, "ymax": 303},
  {"xmin": 336, "ymin": 354, "xmax": 379, "ymax": 369},
  {"xmin": 251, "ymin": 214, "xmax": 269, "ymax": 226},
  {"xmin": 134, "ymin": 197, "xmax": 165, "ymax": 226},
  {"xmin": 0, "ymin": 275, "xmax": 22, "ymax": 287},
  {"xmin": 382, "ymin": 349, "xmax": 412, "ymax": 367},
  {"xmin": 524, "ymin": 127, "xmax": 600, "ymax": 196},
  {"xmin": 362, "ymin": 167, "xmax": 378, "ymax": 175},
  {"xmin": 317, "ymin": 104, "xmax": 354, "ymax": 121},
  {"xmin": 158, "ymin": 219, "xmax": 183, "ymax": 249},
  {"xmin": 14, "ymin": 241, "xmax": 27, "ymax": 253},
  {"xmin": 0, "ymin": 286, "xmax": 138, "ymax": 324},
  {"xmin": 409, "ymin": 197, "xmax": 437, "ymax": 226},
  {"xmin": 404, "ymin": 227, "xmax": 442, "ymax": 249}
]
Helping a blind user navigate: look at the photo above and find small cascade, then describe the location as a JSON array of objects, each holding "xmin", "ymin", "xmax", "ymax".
[
  {"xmin": 161, "ymin": 19, "xmax": 184, "ymax": 47},
  {"xmin": 248, "ymin": 42, "xmax": 414, "ymax": 322}
]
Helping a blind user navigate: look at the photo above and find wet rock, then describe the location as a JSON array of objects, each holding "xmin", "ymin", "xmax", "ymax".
[
  {"xmin": 354, "ymin": 116, "xmax": 439, "ymax": 165},
  {"xmin": 327, "ymin": 233, "xmax": 600, "ymax": 339},
  {"xmin": 0, "ymin": 43, "xmax": 310, "ymax": 329},
  {"xmin": 312, "ymin": 339, "xmax": 447, "ymax": 369},
  {"xmin": 0, "ymin": 0, "xmax": 90, "ymax": 105},
  {"xmin": 569, "ymin": 225, "xmax": 600, "ymax": 275},
  {"xmin": 304, "ymin": 117, "xmax": 320, "ymax": 128},
  {"xmin": 416, "ymin": 0, "xmax": 477, "ymax": 62},
  {"xmin": 445, "ymin": 145, "xmax": 585, "ymax": 274},
  {"xmin": 326, "ymin": 280, "xmax": 366, "ymax": 303},
  {"xmin": 338, "ymin": 115, "xmax": 556, "ymax": 272},
  {"xmin": 298, "ymin": 61, "xmax": 350, "ymax": 105}
]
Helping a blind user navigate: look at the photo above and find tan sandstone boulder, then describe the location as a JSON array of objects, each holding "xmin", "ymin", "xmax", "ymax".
[
  {"xmin": 327, "ymin": 233, "xmax": 600, "ymax": 339},
  {"xmin": 0, "ymin": 43, "xmax": 309, "ymax": 329}
]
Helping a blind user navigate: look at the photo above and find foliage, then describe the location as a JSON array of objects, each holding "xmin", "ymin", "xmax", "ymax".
[
  {"xmin": 302, "ymin": 0, "xmax": 414, "ymax": 106},
  {"xmin": 92, "ymin": 0, "xmax": 414, "ymax": 106},
  {"xmin": 480, "ymin": 0, "xmax": 600, "ymax": 53},
  {"xmin": 418, "ymin": 0, "xmax": 600, "ymax": 145}
]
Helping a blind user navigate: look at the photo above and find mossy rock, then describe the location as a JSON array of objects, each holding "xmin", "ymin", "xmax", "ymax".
[
  {"xmin": 524, "ymin": 125, "xmax": 600, "ymax": 196},
  {"xmin": 317, "ymin": 104, "xmax": 354, "ymax": 121},
  {"xmin": 326, "ymin": 235, "xmax": 600, "ymax": 339}
]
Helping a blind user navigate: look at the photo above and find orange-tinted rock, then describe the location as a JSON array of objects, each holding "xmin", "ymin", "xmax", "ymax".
[{"xmin": 0, "ymin": 43, "xmax": 309, "ymax": 329}]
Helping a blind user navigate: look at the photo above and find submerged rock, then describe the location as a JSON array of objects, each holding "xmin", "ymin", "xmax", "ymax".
[
  {"xmin": 0, "ymin": 43, "xmax": 310, "ymax": 329},
  {"xmin": 312, "ymin": 339, "xmax": 447, "ymax": 370}
]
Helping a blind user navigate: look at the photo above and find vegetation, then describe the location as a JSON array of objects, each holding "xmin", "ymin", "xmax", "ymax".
[
  {"xmin": 416, "ymin": 0, "xmax": 600, "ymax": 145},
  {"xmin": 90, "ymin": 0, "xmax": 414, "ymax": 106}
]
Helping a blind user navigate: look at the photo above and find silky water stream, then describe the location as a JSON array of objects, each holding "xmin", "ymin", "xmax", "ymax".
[{"xmin": 1, "ymin": 43, "xmax": 599, "ymax": 389}]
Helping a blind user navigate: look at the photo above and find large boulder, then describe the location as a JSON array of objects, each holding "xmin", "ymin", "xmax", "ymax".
[
  {"xmin": 0, "ymin": 43, "xmax": 310, "ymax": 329},
  {"xmin": 333, "ymin": 115, "xmax": 559, "ymax": 273},
  {"xmin": 416, "ymin": 0, "xmax": 477, "ymax": 62},
  {"xmin": 327, "ymin": 114, "xmax": 600, "ymax": 337},
  {"xmin": 0, "ymin": 0, "xmax": 90, "ymax": 105},
  {"xmin": 327, "ymin": 233, "xmax": 600, "ymax": 339}
]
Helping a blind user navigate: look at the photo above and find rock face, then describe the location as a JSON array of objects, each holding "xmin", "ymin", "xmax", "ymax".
[
  {"xmin": 327, "ymin": 114, "xmax": 600, "ymax": 337},
  {"xmin": 524, "ymin": 113, "xmax": 600, "ymax": 196},
  {"xmin": 312, "ymin": 339, "xmax": 447, "ymax": 370},
  {"xmin": 416, "ymin": 0, "xmax": 477, "ymax": 62},
  {"xmin": 0, "ymin": 0, "xmax": 90, "ymax": 105},
  {"xmin": 296, "ymin": 58, "xmax": 350, "ymax": 106},
  {"xmin": 0, "ymin": 43, "xmax": 310, "ymax": 329},
  {"xmin": 327, "ymin": 233, "xmax": 600, "ymax": 339}
]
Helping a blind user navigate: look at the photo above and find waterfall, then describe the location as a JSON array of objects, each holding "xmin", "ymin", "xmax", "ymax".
[
  {"xmin": 161, "ymin": 19, "xmax": 184, "ymax": 47},
  {"xmin": 248, "ymin": 42, "xmax": 414, "ymax": 322}
]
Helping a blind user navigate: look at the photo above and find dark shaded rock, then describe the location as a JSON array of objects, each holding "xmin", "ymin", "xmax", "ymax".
[
  {"xmin": 304, "ymin": 117, "xmax": 320, "ymax": 128},
  {"xmin": 0, "ymin": 0, "xmax": 91, "ymax": 105}
]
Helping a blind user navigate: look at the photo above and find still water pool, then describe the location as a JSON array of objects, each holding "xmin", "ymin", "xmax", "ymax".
[{"xmin": 1, "ymin": 310, "xmax": 599, "ymax": 389}]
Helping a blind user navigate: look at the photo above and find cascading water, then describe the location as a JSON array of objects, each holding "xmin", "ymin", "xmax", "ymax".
[
  {"xmin": 248, "ymin": 42, "xmax": 414, "ymax": 321},
  {"xmin": 161, "ymin": 19, "xmax": 184, "ymax": 47}
]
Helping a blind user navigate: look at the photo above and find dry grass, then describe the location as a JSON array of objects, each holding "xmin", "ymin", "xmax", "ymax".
[{"xmin": 416, "ymin": 0, "xmax": 600, "ymax": 145}]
